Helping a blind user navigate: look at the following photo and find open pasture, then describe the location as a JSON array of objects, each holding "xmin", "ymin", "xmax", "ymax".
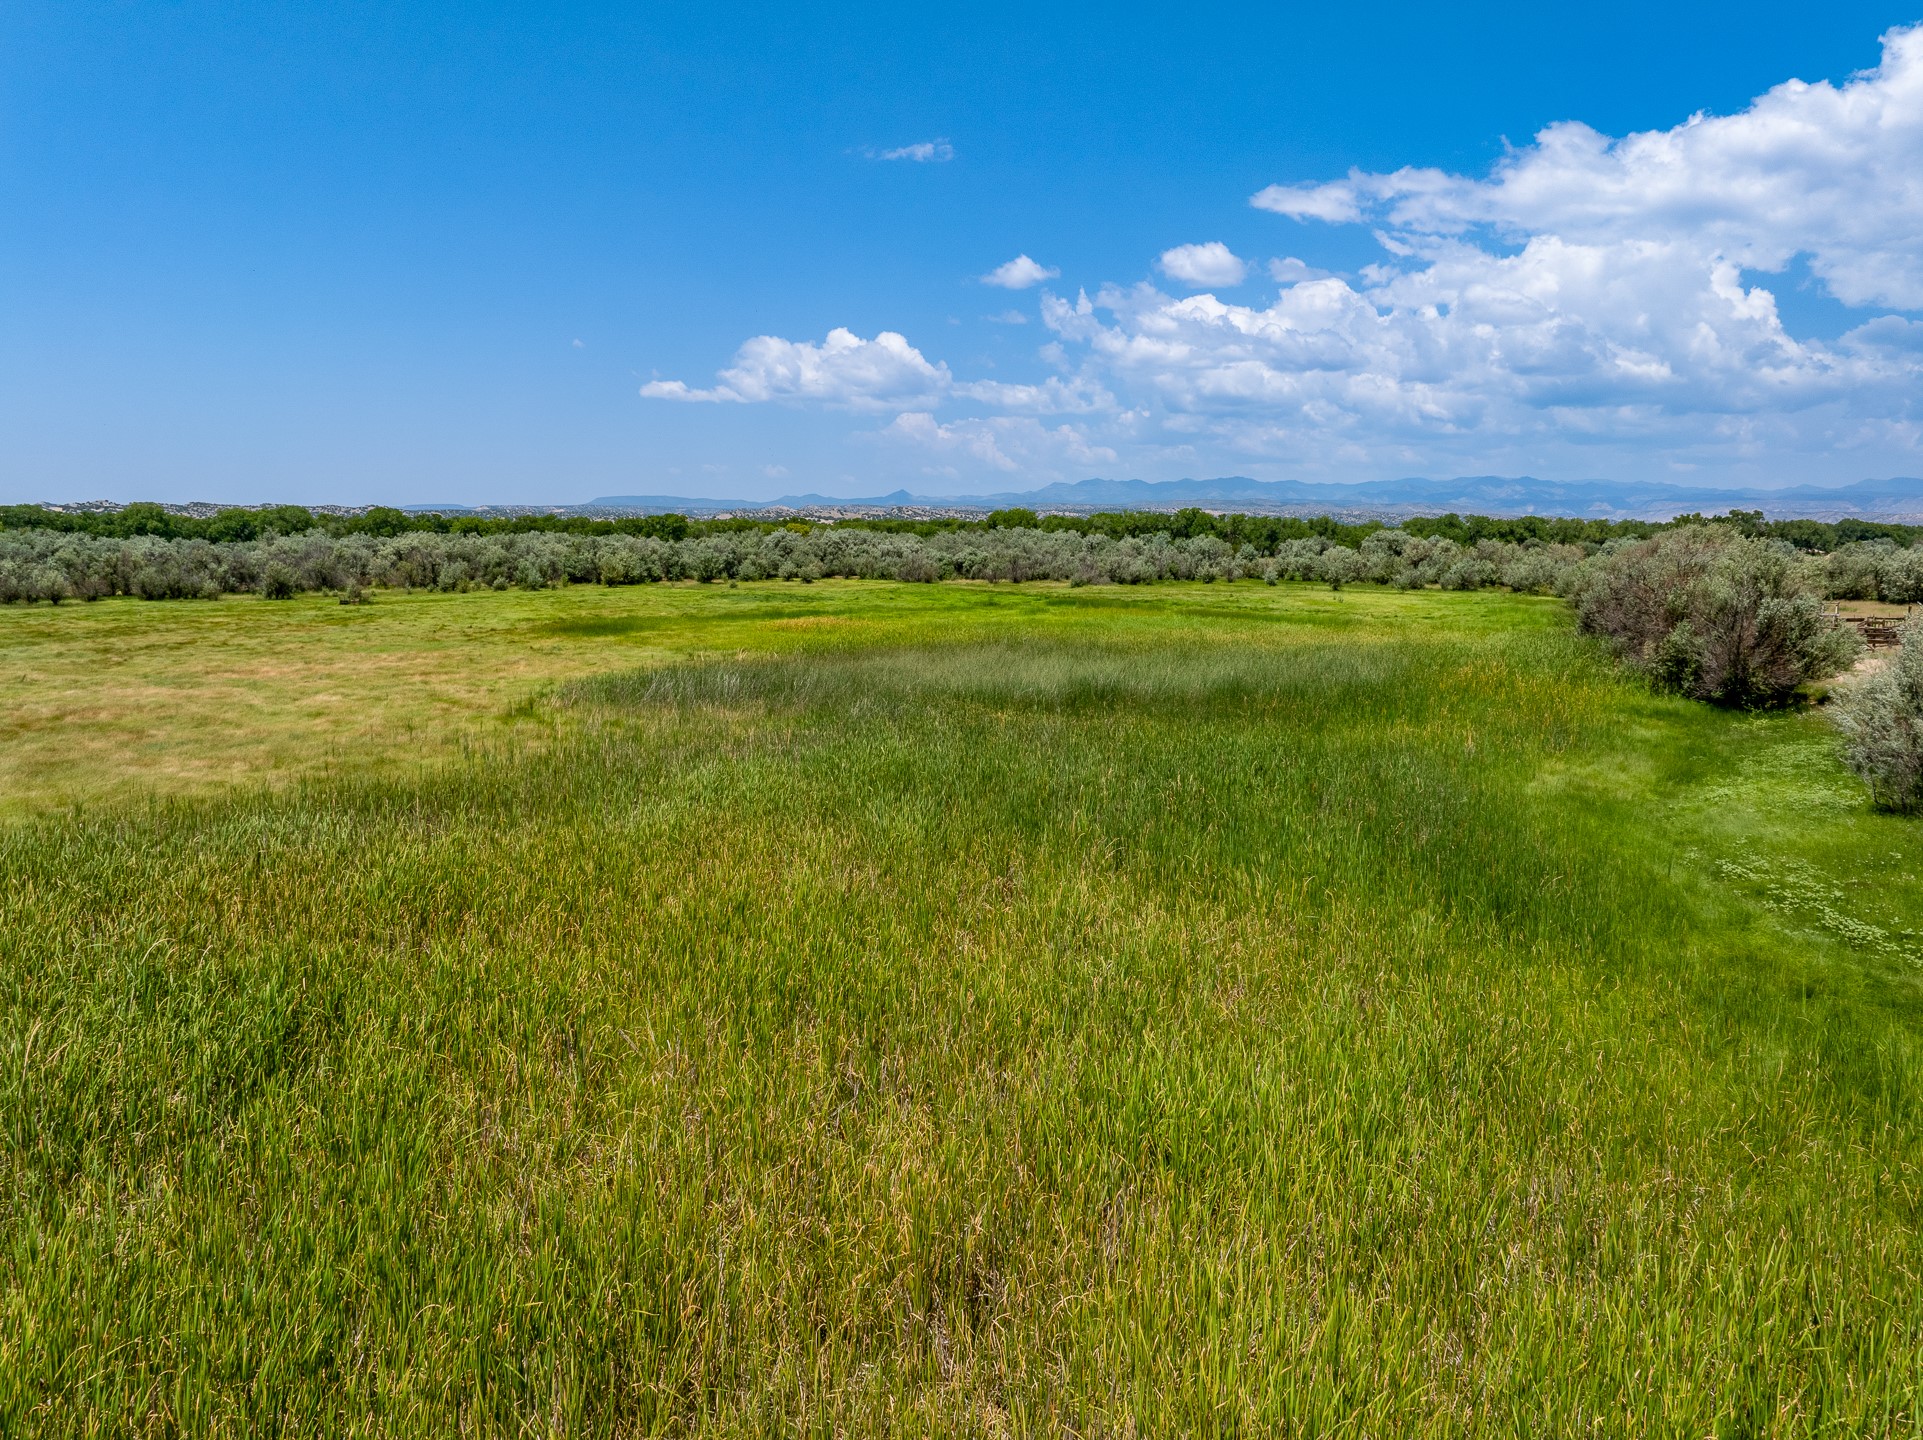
[{"xmin": 4, "ymin": 581, "xmax": 1922, "ymax": 1433}]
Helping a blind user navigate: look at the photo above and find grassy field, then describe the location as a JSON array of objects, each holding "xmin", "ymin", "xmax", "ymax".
[{"xmin": 4, "ymin": 580, "xmax": 1922, "ymax": 1434}]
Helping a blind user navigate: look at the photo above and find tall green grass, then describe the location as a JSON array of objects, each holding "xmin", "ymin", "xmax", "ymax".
[{"xmin": 3, "ymin": 586, "xmax": 1920, "ymax": 1434}]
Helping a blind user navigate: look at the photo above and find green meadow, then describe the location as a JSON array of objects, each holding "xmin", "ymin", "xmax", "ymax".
[{"xmin": 4, "ymin": 580, "xmax": 1922, "ymax": 1434}]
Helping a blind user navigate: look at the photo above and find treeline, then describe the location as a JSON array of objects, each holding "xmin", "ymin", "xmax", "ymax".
[
  {"xmin": 8, "ymin": 500, "xmax": 1921, "ymax": 555},
  {"xmin": 9, "ymin": 518, "xmax": 1923, "ymax": 607},
  {"xmin": 0, "ymin": 502, "xmax": 700, "ymax": 543}
]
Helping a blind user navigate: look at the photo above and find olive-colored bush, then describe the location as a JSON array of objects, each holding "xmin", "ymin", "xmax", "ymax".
[
  {"xmin": 1572, "ymin": 527, "xmax": 1860, "ymax": 706},
  {"xmin": 1835, "ymin": 621, "xmax": 1923, "ymax": 810}
]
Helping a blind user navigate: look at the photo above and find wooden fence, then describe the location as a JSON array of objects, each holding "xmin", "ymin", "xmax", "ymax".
[{"xmin": 1825, "ymin": 605, "xmax": 1914, "ymax": 649}]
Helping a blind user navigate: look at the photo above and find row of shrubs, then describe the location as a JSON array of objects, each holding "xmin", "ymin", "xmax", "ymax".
[
  {"xmin": 0, "ymin": 524, "xmax": 1592, "ymax": 602},
  {"xmin": 12, "ymin": 520, "xmax": 1923, "ymax": 604},
  {"xmin": 0, "ymin": 518, "xmax": 1894, "ymax": 703}
]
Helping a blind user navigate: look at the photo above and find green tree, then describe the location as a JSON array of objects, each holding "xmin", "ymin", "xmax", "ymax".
[{"xmin": 986, "ymin": 507, "xmax": 1039, "ymax": 529}]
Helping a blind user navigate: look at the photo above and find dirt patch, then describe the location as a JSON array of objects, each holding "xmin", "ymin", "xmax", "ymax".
[
  {"xmin": 1820, "ymin": 650, "xmax": 1895, "ymax": 701},
  {"xmin": 1847, "ymin": 651, "xmax": 1893, "ymax": 680}
]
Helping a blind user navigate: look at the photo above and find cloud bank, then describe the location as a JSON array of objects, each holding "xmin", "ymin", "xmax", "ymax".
[{"xmin": 650, "ymin": 26, "xmax": 1923, "ymax": 485}]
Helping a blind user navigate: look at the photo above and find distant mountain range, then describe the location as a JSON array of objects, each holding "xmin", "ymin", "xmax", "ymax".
[{"xmin": 577, "ymin": 475, "xmax": 1923, "ymax": 522}]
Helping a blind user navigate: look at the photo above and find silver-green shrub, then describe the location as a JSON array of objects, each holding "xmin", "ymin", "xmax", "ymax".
[
  {"xmin": 1571, "ymin": 526, "xmax": 1861, "ymax": 706},
  {"xmin": 1834, "ymin": 621, "xmax": 1923, "ymax": 810}
]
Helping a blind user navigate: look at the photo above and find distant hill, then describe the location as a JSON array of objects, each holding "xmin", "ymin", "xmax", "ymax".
[{"xmin": 586, "ymin": 475, "xmax": 1923, "ymax": 522}]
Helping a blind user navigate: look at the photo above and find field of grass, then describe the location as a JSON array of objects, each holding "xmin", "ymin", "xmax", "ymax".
[
  {"xmin": 5, "ymin": 580, "xmax": 1923, "ymax": 1434},
  {"xmin": 0, "ymin": 584, "xmax": 879, "ymax": 818}
]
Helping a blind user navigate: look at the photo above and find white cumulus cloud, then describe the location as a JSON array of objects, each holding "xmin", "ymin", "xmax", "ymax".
[
  {"xmin": 1254, "ymin": 24, "xmax": 1923, "ymax": 311},
  {"xmin": 1249, "ymin": 182, "xmax": 1363, "ymax": 223},
  {"xmin": 1267, "ymin": 256, "xmax": 1331, "ymax": 283},
  {"xmin": 982, "ymin": 255, "xmax": 1060, "ymax": 289},
  {"xmin": 1157, "ymin": 242, "xmax": 1249, "ymax": 288},
  {"xmin": 641, "ymin": 328, "xmax": 950, "ymax": 410},
  {"xmin": 954, "ymin": 374, "xmax": 1114, "ymax": 413},
  {"xmin": 870, "ymin": 139, "xmax": 954, "ymax": 162}
]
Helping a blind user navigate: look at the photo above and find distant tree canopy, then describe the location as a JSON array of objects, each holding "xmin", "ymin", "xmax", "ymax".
[
  {"xmin": 0, "ymin": 504, "xmax": 695, "ymax": 544},
  {"xmin": 7, "ymin": 501, "xmax": 1919, "ymax": 555}
]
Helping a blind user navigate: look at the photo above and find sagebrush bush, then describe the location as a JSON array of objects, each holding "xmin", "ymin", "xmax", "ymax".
[
  {"xmin": 1316, "ymin": 547, "xmax": 1363, "ymax": 590},
  {"xmin": 259, "ymin": 564, "xmax": 298, "ymax": 600},
  {"xmin": 1834, "ymin": 621, "xmax": 1923, "ymax": 810},
  {"xmin": 1573, "ymin": 527, "xmax": 1860, "ymax": 706}
]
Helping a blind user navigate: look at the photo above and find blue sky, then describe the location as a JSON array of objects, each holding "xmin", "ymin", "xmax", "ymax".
[{"xmin": 3, "ymin": 2, "xmax": 1920, "ymax": 505}]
